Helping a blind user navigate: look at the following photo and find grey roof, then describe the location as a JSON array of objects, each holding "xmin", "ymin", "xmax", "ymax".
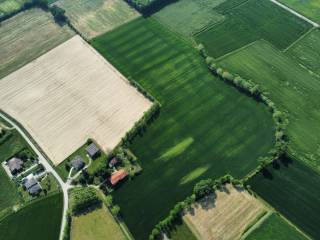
[
  {"xmin": 86, "ymin": 143, "xmax": 100, "ymax": 157},
  {"xmin": 24, "ymin": 177, "xmax": 38, "ymax": 189},
  {"xmin": 109, "ymin": 157, "xmax": 118, "ymax": 167},
  {"xmin": 28, "ymin": 183, "xmax": 41, "ymax": 195},
  {"xmin": 71, "ymin": 156, "xmax": 85, "ymax": 171},
  {"xmin": 7, "ymin": 157, "xmax": 23, "ymax": 172}
]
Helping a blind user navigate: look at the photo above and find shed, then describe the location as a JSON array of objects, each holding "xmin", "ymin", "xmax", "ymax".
[
  {"xmin": 71, "ymin": 156, "xmax": 85, "ymax": 171},
  {"xmin": 86, "ymin": 143, "xmax": 100, "ymax": 159},
  {"xmin": 110, "ymin": 169, "xmax": 128, "ymax": 186},
  {"xmin": 28, "ymin": 183, "xmax": 41, "ymax": 195},
  {"xmin": 108, "ymin": 157, "xmax": 118, "ymax": 168},
  {"xmin": 7, "ymin": 157, "xmax": 23, "ymax": 174},
  {"xmin": 24, "ymin": 177, "xmax": 38, "ymax": 190}
]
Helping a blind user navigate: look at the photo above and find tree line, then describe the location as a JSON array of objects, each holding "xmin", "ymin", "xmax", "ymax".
[{"xmin": 124, "ymin": 0, "xmax": 179, "ymax": 15}]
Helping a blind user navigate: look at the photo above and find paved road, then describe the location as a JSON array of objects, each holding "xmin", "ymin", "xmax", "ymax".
[
  {"xmin": 0, "ymin": 112, "xmax": 70, "ymax": 240},
  {"xmin": 270, "ymin": 0, "xmax": 319, "ymax": 28}
]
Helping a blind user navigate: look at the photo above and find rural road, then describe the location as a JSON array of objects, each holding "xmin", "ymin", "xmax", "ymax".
[
  {"xmin": 270, "ymin": 0, "xmax": 320, "ymax": 28},
  {"xmin": 0, "ymin": 112, "xmax": 70, "ymax": 240}
]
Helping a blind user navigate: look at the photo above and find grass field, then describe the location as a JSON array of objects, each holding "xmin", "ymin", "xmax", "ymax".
[
  {"xmin": 71, "ymin": 205, "xmax": 126, "ymax": 240},
  {"xmin": 92, "ymin": 17, "xmax": 274, "ymax": 239},
  {"xmin": 288, "ymin": 28, "xmax": 320, "ymax": 75},
  {"xmin": 219, "ymin": 40, "xmax": 320, "ymax": 172},
  {"xmin": 245, "ymin": 213, "xmax": 308, "ymax": 240},
  {"xmin": 0, "ymin": 8, "xmax": 74, "ymax": 79},
  {"xmin": 248, "ymin": 158, "xmax": 320, "ymax": 239},
  {"xmin": 195, "ymin": 0, "xmax": 312, "ymax": 58},
  {"xmin": 154, "ymin": 0, "xmax": 225, "ymax": 37},
  {"xmin": 0, "ymin": 0, "xmax": 26, "ymax": 17},
  {"xmin": 183, "ymin": 184, "xmax": 266, "ymax": 240},
  {"xmin": 55, "ymin": 0, "xmax": 139, "ymax": 39},
  {"xmin": 279, "ymin": 0, "xmax": 320, "ymax": 24},
  {"xmin": 0, "ymin": 193, "xmax": 63, "ymax": 240},
  {"xmin": 169, "ymin": 220, "xmax": 196, "ymax": 240}
]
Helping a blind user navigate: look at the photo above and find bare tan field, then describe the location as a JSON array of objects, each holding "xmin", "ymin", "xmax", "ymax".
[
  {"xmin": 183, "ymin": 185, "xmax": 266, "ymax": 240},
  {"xmin": 0, "ymin": 35, "xmax": 152, "ymax": 165},
  {"xmin": 55, "ymin": 0, "xmax": 139, "ymax": 39},
  {"xmin": 0, "ymin": 8, "xmax": 74, "ymax": 79}
]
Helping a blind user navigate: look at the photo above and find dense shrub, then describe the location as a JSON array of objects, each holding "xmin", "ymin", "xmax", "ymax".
[
  {"xmin": 70, "ymin": 188, "xmax": 101, "ymax": 215},
  {"xmin": 124, "ymin": 0, "xmax": 178, "ymax": 15}
]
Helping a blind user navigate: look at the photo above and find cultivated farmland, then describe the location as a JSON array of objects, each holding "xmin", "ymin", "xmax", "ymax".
[
  {"xmin": 248, "ymin": 158, "xmax": 320, "ymax": 239},
  {"xmin": 92, "ymin": 17, "xmax": 275, "ymax": 239},
  {"xmin": 55, "ymin": 0, "xmax": 139, "ymax": 39},
  {"xmin": 0, "ymin": 193, "xmax": 63, "ymax": 240},
  {"xmin": 195, "ymin": 0, "xmax": 312, "ymax": 58},
  {"xmin": 183, "ymin": 184, "xmax": 266, "ymax": 240},
  {"xmin": 0, "ymin": 35, "xmax": 152, "ymax": 165},
  {"xmin": 219, "ymin": 40, "xmax": 320, "ymax": 172},
  {"xmin": 0, "ymin": 8, "xmax": 74, "ymax": 79},
  {"xmin": 245, "ymin": 213, "xmax": 308, "ymax": 240},
  {"xmin": 71, "ymin": 205, "xmax": 126, "ymax": 240}
]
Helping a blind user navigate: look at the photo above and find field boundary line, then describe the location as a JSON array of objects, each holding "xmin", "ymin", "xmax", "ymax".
[
  {"xmin": 269, "ymin": 0, "xmax": 319, "ymax": 28},
  {"xmin": 183, "ymin": 215, "xmax": 203, "ymax": 240},
  {"xmin": 240, "ymin": 211, "xmax": 272, "ymax": 239},
  {"xmin": 284, "ymin": 27, "xmax": 316, "ymax": 52}
]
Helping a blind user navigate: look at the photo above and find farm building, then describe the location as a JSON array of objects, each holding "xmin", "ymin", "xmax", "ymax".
[
  {"xmin": 110, "ymin": 169, "xmax": 128, "ymax": 186},
  {"xmin": 86, "ymin": 143, "xmax": 100, "ymax": 159},
  {"xmin": 7, "ymin": 157, "xmax": 23, "ymax": 174},
  {"xmin": 108, "ymin": 157, "xmax": 119, "ymax": 168},
  {"xmin": 71, "ymin": 156, "xmax": 85, "ymax": 171}
]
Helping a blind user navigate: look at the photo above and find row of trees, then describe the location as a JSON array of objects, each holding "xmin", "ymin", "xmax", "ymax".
[
  {"xmin": 124, "ymin": 0, "xmax": 178, "ymax": 14},
  {"xmin": 149, "ymin": 175, "xmax": 242, "ymax": 240},
  {"xmin": 198, "ymin": 44, "xmax": 289, "ymax": 172}
]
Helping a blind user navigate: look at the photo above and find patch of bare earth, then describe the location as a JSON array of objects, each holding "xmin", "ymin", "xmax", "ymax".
[
  {"xmin": 0, "ymin": 35, "xmax": 152, "ymax": 165},
  {"xmin": 183, "ymin": 184, "xmax": 266, "ymax": 240}
]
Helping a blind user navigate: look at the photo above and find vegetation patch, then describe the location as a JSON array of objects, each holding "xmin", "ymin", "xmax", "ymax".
[
  {"xmin": 92, "ymin": 17, "xmax": 274, "ymax": 239},
  {"xmin": 248, "ymin": 157, "xmax": 320, "ymax": 240},
  {"xmin": 245, "ymin": 213, "xmax": 308, "ymax": 240},
  {"xmin": 195, "ymin": 0, "xmax": 312, "ymax": 58},
  {"xmin": 0, "ymin": 193, "xmax": 63, "ymax": 240},
  {"xmin": 169, "ymin": 220, "xmax": 196, "ymax": 240}
]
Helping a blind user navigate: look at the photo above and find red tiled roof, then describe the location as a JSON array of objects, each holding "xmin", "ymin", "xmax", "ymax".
[{"xmin": 110, "ymin": 169, "xmax": 128, "ymax": 186}]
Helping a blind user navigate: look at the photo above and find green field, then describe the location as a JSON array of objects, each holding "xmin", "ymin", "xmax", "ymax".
[
  {"xmin": 195, "ymin": 0, "xmax": 312, "ymax": 58},
  {"xmin": 245, "ymin": 213, "xmax": 308, "ymax": 240},
  {"xmin": 219, "ymin": 40, "xmax": 320, "ymax": 172},
  {"xmin": 55, "ymin": 0, "xmax": 139, "ymax": 39},
  {"xmin": 169, "ymin": 220, "xmax": 196, "ymax": 240},
  {"xmin": 248, "ymin": 158, "xmax": 320, "ymax": 239},
  {"xmin": 154, "ymin": 0, "xmax": 225, "ymax": 37},
  {"xmin": 279, "ymin": 0, "xmax": 320, "ymax": 24},
  {"xmin": 288, "ymin": 28, "xmax": 320, "ymax": 75},
  {"xmin": 0, "ymin": 0, "xmax": 26, "ymax": 17},
  {"xmin": 92, "ymin": 17, "xmax": 274, "ymax": 239},
  {"xmin": 0, "ymin": 193, "xmax": 63, "ymax": 240},
  {"xmin": 0, "ymin": 8, "xmax": 74, "ymax": 79}
]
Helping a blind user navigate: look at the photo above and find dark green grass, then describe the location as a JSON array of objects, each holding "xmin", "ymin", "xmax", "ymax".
[
  {"xmin": 219, "ymin": 40, "xmax": 320, "ymax": 172},
  {"xmin": 288, "ymin": 28, "xmax": 320, "ymax": 75},
  {"xmin": 214, "ymin": 0, "xmax": 248, "ymax": 14},
  {"xmin": 245, "ymin": 213, "xmax": 308, "ymax": 240},
  {"xmin": 92, "ymin": 17, "xmax": 274, "ymax": 239},
  {"xmin": 248, "ymin": 158, "xmax": 320, "ymax": 239},
  {"xmin": 0, "ymin": 193, "xmax": 63, "ymax": 240},
  {"xmin": 169, "ymin": 220, "xmax": 196, "ymax": 240},
  {"xmin": 195, "ymin": 0, "xmax": 312, "ymax": 58}
]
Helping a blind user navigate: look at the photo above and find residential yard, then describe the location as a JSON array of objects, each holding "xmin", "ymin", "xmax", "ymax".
[
  {"xmin": 183, "ymin": 184, "xmax": 266, "ymax": 240},
  {"xmin": 248, "ymin": 158, "xmax": 320, "ymax": 240},
  {"xmin": 195, "ymin": 0, "xmax": 312, "ymax": 58},
  {"xmin": 55, "ymin": 0, "xmax": 139, "ymax": 39},
  {"xmin": 0, "ymin": 35, "xmax": 151, "ymax": 166},
  {"xmin": 245, "ymin": 213, "xmax": 308, "ymax": 240},
  {"xmin": 92, "ymin": 17, "xmax": 275, "ymax": 239},
  {"xmin": 0, "ymin": 193, "xmax": 63, "ymax": 240},
  {"xmin": 219, "ymin": 40, "xmax": 320, "ymax": 172},
  {"xmin": 0, "ymin": 8, "xmax": 74, "ymax": 79},
  {"xmin": 71, "ymin": 205, "xmax": 126, "ymax": 240}
]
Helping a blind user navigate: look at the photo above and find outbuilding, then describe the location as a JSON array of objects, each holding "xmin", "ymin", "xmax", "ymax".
[
  {"xmin": 7, "ymin": 157, "xmax": 23, "ymax": 175},
  {"xmin": 86, "ymin": 143, "xmax": 100, "ymax": 159}
]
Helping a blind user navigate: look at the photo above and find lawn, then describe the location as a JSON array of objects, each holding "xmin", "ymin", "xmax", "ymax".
[
  {"xmin": 219, "ymin": 40, "xmax": 320, "ymax": 172},
  {"xmin": 153, "ymin": 0, "xmax": 225, "ymax": 37},
  {"xmin": 55, "ymin": 0, "xmax": 139, "ymax": 39},
  {"xmin": 71, "ymin": 205, "xmax": 126, "ymax": 240},
  {"xmin": 0, "ymin": 193, "xmax": 63, "ymax": 240},
  {"xmin": 248, "ymin": 158, "xmax": 320, "ymax": 239},
  {"xmin": 279, "ymin": 0, "xmax": 320, "ymax": 24},
  {"xmin": 0, "ymin": 8, "xmax": 74, "ymax": 79},
  {"xmin": 288, "ymin": 28, "xmax": 320, "ymax": 75},
  {"xmin": 245, "ymin": 213, "xmax": 308, "ymax": 240},
  {"xmin": 92, "ymin": 17, "xmax": 275, "ymax": 239},
  {"xmin": 195, "ymin": 0, "xmax": 312, "ymax": 58}
]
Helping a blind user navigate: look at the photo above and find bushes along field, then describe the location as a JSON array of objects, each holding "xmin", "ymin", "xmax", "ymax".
[{"xmin": 92, "ymin": 17, "xmax": 274, "ymax": 239}]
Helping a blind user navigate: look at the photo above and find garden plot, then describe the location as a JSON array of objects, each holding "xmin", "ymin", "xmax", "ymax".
[
  {"xmin": 55, "ymin": 0, "xmax": 139, "ymax": 39},
  {"xmin": 183, "ymin": 184, "xmax": 266, "ymax": 240},
  {"xmin": 0, "ymin": 35, "xmax": 152, "ymax": 165}
]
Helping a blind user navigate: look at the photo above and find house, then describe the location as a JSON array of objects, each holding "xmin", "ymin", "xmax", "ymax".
[
  {"xmin": 7, "ymin": 157, "xmax": 23, "ymax": 175},
  {"xmin": 24, "ymin": 176, "xmax": 41, "ymax": 195},
  {"xmin": 71, "ymin": 156, "xmax": 85, "ymax": 171},
  {"xmin": 28, "ymin": 184, "xmax": 41, "ymax": 195},
  {"xmin": 108, "ymin": 157, "xmax": 118, "ymax": 168},
  {"xmin": 109, "ymin": 169, "xmax": 128, "ymax": 186},
  {"xmin": 86, "ymin": 143, "xmax": 100, "ymax": 159}
]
